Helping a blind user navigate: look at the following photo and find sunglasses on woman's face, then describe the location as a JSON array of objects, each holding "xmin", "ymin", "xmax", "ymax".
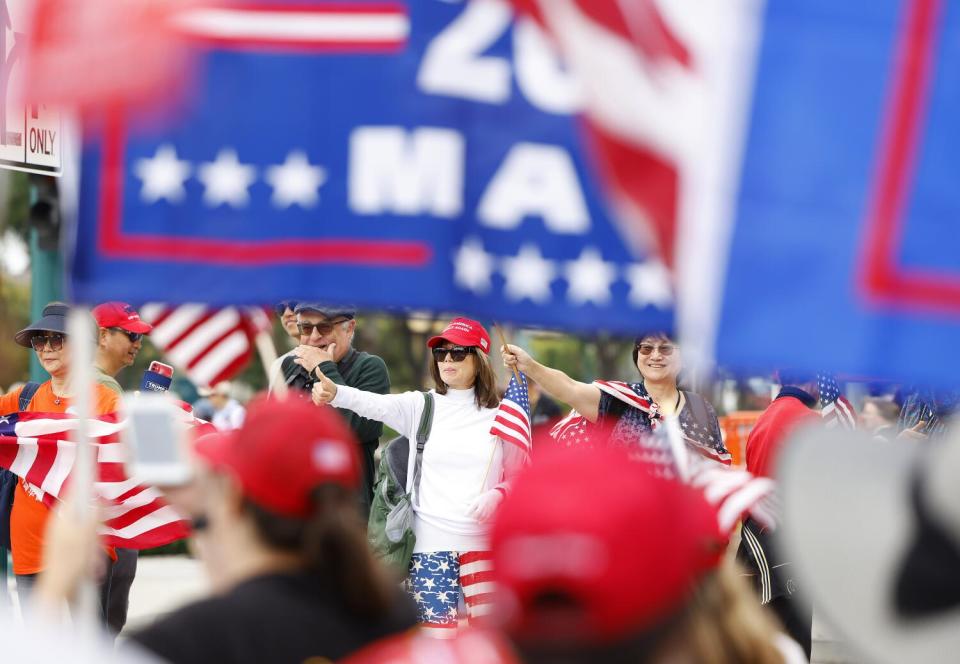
[
  {"xmin": 297, "ymin": 318, "xmax": 347, "ymax": 337},
  {"xmin": 273, "ymin": 301, "xmax": 298, "ymax": 316},
  {"xmin": 31, "ymin": 333, "xmax": 65, "ymax": 352},
  {"xmin": 110, "ymin": 327, "xmax": 143, "ymax": 343},
  {"xmin": 636, "ymin": 343, "xmax": 677, "ymax": 356},
  {"xmin": 432, "ymin": 346, "xmax": 474, "ymax": 362}
]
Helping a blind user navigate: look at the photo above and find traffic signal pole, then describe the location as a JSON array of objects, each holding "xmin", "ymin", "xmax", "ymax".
[{"xmin": 27, "ymin": 175, "xmax": 62, "ymax": 382}]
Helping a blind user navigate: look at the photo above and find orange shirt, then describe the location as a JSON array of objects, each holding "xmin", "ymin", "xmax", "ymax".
[{"xmin": 0, "ymin": 382, "xmax": 120, "ymax": 575}]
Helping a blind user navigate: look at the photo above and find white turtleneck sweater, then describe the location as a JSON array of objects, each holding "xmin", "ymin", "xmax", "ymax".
[{"xmin": 332, "ymin": 384, "xmax": 505, "ymax": 552}]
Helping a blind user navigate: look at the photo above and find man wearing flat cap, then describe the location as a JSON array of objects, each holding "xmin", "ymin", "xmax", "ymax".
[{"xmin": 285, "ymin": 304, "xmax": 390, "ymax": 518}]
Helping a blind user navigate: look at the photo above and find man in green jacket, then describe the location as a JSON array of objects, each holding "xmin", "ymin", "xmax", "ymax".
[{"xmin": 291, "ymin": 303, "xmax": 390, "ymax": 518}]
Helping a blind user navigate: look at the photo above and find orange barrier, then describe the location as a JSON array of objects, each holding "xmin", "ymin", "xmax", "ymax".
[{"xmin": 718, "ymin": 411, "xmax": 763, "ymax": 467}]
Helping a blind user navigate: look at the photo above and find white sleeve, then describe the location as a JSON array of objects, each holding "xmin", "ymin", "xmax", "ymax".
[{"xmin": 330, "ymin": 385, "xmax": 424, "ymax": 440}]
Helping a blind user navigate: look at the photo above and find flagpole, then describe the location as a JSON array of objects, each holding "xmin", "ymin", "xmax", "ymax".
[
  {"xmin": 481, "ymin": 323, "xmax": 517, "ymax": 493},
  {"xmin": 493, "ymin": 323, "xmax": 521, "ymax": 385},
  {"xmin": 254, "ymin": 329, "xmax": 286, "ymax": 397},
  {"xmin": 66, "ymin": 308, "xmax": 99, "ymax": 637}
]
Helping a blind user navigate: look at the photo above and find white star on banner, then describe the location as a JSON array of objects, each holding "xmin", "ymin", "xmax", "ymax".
[
  {"xmin": 501, "ymin": 244, "xmax": 557, "ymax": 304},
  {"xmin": 564, "ymin": 247, "xmax": 617, "ymax": 305},
  {"xmin": 626, "ymin": 262, "xmax": 673, "ymax": 307},
  {"xmin": 197, "ymin": 149, "xmax": 257, "ymax": 208},
  {"xmin": 133, "ymin": 144, "xmax": 191, "ymax": 204},
  {"xmin": 265, "ymin": 151, "xmax": 327, "ymax": 209},
  {"xmin": 454, "ymin": 237, "xmax": 495, "ymax": 294}
]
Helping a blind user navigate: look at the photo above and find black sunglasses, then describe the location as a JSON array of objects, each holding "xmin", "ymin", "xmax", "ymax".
[
  {"xmin": 432, "ymin": 346, "xmax": 474, "ymax": 362},
  {"xmin": 297, "ymin": 318, "xmax": 348, "ymax": 337},
  {"xmin": 273, "ymin": 300, "xmax": 298, "ymax": 315},
  {"xmin": 110, "ymin": 327, "xmax": 143, "ymax": 343},
  {"xmin": 30, "ymin": 333, "xmax": 65, "ymax": 352}
]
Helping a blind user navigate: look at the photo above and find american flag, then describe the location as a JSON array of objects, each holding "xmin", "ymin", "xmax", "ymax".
[
  {"xmin": 818, "ymin": 373, "xmax": 856, "ymax": 429},
  {"xmin": 686, "ymin": 456, "xmax": 778, "ymax": 534},
  {"xmin": 510, "ymin": 0, "xmax": 690, "ymax": 268},
  {"xmin": 490, "ymin": 372, "xmax": 533, "ymax": 452},
  {"xmin": 140, "ymin": 304, "xmax": 272, "ymax": 388},
  {"xmin": 0, "ymin": 412, "xmax": 190, "ymax": 549}
]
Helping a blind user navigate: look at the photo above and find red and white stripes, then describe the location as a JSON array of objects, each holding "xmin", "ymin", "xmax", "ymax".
[
  {"xmin": 0, "ymin": 412, "xmax": 190, "ymax": 549},
  {"xmin": 460, "ymin": 551, "xmax": 496, "ymax": 621},
  {"xmin": 171, "ymin": 3, "xmax": 410, "ymax": 52},
  {"xmin": 140, "ymin": 304, "xmax": 271, "ymax": 387}
]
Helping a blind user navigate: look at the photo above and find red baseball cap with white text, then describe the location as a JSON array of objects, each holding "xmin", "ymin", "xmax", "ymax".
[
  {"xmin": 193, "ymin": 394, "xmax": 360, "ymax": 518},
  {"xmin": 427, "ymin": 317, "xmax": 492, "ymax": 354},
  {"xmin": 92, "ymin": 301, "xmax": 153, "ymax": 334},
  {"xmin": 490, "ymin": 447, "xmax": 725, "ymax": 645}
]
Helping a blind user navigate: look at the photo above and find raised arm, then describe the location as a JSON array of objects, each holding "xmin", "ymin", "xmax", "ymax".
[
  {"xmin": 501, "ymin": 344, "xmax": 602, "ymax": 422},
  {"xmin": 312, "ymin": 369, "xmax": 421, "ymax": 439}
]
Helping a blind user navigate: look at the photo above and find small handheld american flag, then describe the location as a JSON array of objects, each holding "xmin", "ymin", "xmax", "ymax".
[
  {"xmin": 818, "ymin": 374, "xmax": 856, "ymax": 429},
  {"xmin": 490, "ymin": 373, "xmax": 533, "ymax": 452}
]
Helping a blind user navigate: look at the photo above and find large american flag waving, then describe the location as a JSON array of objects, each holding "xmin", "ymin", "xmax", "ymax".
[{"xmin": 0, "ymin": 412, "xmax": 190, "ymax": 549}]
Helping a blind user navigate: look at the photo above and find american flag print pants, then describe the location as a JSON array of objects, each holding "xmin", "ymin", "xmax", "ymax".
[{"xmin": 408, "ymin": 551, "xmax": 494, "ymax": 629}]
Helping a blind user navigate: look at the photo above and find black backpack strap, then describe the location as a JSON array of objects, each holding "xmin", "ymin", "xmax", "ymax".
[
  {"xmin": 410, "ymin": 392, "xmax": 435, "ymax": 501},
  {"xmin": 18, "ymin": 381, "xmax": 41, "ymax": 411}
]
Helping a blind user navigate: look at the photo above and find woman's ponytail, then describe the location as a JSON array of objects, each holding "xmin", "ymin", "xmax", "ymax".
[{"xmin": 244, "ymin": 484, "xmax": 394, "ymax": 619}]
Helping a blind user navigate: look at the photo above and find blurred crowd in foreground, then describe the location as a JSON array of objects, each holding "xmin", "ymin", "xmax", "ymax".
[{"xmin": 0, "ymin": 300, "xmax": 956, "ymax": 664}]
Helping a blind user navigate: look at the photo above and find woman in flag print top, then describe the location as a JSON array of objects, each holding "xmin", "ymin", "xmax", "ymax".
[
  {"xmin": 502, "ymin": 332, "xmax": 730, "ymax": 473},
  {"xmin": 312, "ymin": 317, "xmax": 528, "ymax": 630}
]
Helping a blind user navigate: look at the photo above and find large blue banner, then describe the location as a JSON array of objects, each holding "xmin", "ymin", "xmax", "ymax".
[
  {"xmin": 716, "ymin": 0, "xmax": 960, "ymax": 385},
  {"xmin": 70, "ymin": 0, "xmax": 673, "ymax": 334}
]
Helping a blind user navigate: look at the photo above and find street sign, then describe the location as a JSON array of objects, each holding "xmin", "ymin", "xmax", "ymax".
[{"xmin": 0, "ymin": 0, "xmax": 61, "ymax": 176}]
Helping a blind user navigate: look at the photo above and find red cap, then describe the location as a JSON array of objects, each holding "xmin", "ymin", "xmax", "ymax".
[
  {"xmin": 490, "ymin": 447, "xmax": 724, "ymax": 644},
  {"xmin": 92, "ymin": 301, "xmax": 153, "ymax": 334},
  {"xmin": 427, "ymin": 317, "xmax": 491, "ymax": 354},
  {"xmin": 193, "ymin": 394, "xmax": 360, "ymax": 517}
]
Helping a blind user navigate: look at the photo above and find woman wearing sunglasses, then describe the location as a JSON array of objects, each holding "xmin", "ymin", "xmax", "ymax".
[
  {"xmin": 0, "ymin": 302, "xmax": 120, "ymax": 605},
  {"xmin": 501, "ymin": 333, "xmax": 730, "ymax": 468},
  {"xmin": 311, "ymin": 317, "xmax": 526, "ymax": 631}
]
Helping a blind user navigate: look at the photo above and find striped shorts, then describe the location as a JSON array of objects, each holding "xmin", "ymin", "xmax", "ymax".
[{"xmin": 407, "ymin": 551, "xmax": 493, "ymax": 629}]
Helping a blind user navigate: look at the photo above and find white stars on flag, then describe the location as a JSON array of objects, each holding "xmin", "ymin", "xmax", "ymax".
[
  {"xmin": 133, "ymin": 144, "xmax": 329, "ymax": 210},
  {"xmin": 133, "ymin": 144, "xmax": 191, "ymax": 204},
  {"xmin": 564, "ymin": 247, "xmax": 617, "ymax": 305},
  {"xmin": 453, "ymin": 237, "xmax": 496, "ymax": 295},
  {"xmin": 197, "ymin": 149, "xmax": 258, "ymax": 208},
  {"xmin": 265, "ymin": 151, "xmax": 327, "ymax": 209},
  {"xmin": 501, "ymin": 244, "xmax": 557, "ymax": 304},
  {"xmin": 453, "ymin": 236, "xmax": 674, "ymax": 309}
]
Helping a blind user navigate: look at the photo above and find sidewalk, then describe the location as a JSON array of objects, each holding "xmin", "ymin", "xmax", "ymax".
[
  {"xmin": 128, "ymin": 556, "xmax": 868, "ymax": 662},
  {"xmin": 124, "ymin": 555, "xmax": 209, "ymax": 633}
]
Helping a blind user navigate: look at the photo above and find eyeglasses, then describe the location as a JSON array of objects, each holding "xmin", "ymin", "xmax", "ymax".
[
  {"xmin": 636, "ymin": 343, "xmax": 677, "ymax": 356},
  {"xmin": 30, "ymin": 333, "xmax": 65, "ymax": 352},
  {"xmin": 432, "ymin": 346, "xmax": 474, "ymax": 362},
  {"xmin": 273, "ymin": 300, "xmax": 298, "ymax": 316},
  {"xmin": 110, "ymin": 327, "xmax": 143, "ymax": 343},
  {"xmin": 297, "ymin": 318, "xmax": 348, "ymax": 337}
]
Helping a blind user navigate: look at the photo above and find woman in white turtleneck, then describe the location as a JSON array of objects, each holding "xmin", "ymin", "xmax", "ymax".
[{"xmin": 311, "ymin": 317, "xmax": 526, "ymax": 630}]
